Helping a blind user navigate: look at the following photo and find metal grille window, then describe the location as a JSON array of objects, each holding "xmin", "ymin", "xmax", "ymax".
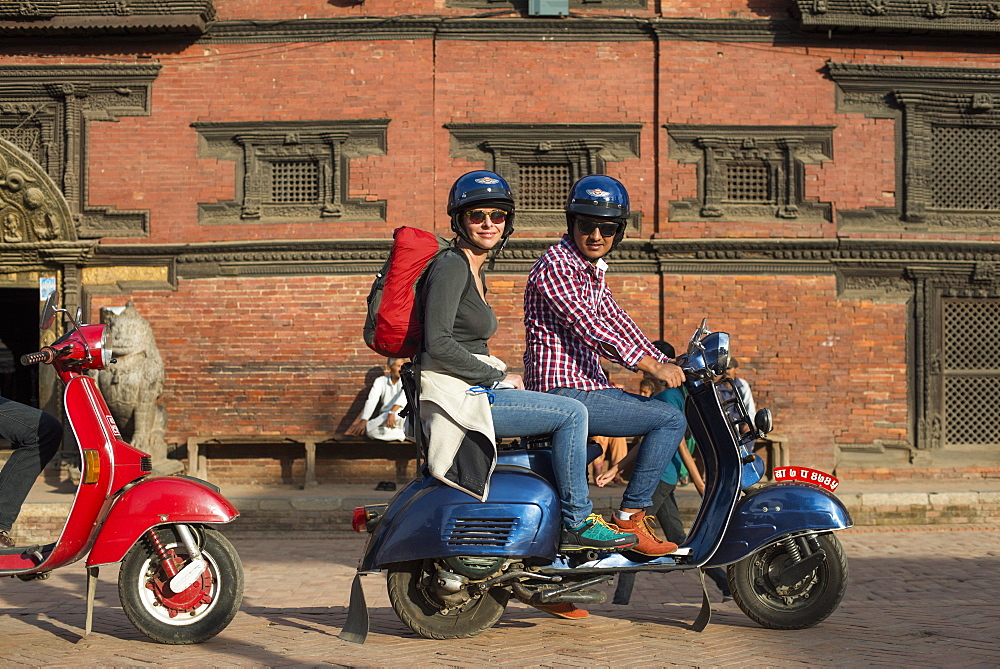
[
  {"xmin": 518, "ymin": 163, "xmax": 571, "ymax": 210},
  {"xmin": 271, "ymin": 160, "xmax": 319, "ymax": 204},
  {"xmin": 725, "ymin": 162, "xmax": 772, "ymax": 203},
  {"xmin": 931, "ymin": 126, "xmax": 1000, "ymax": 211},
  {"xmin": 942, "ymin": 298, "xmax": 1000, "ymax": 447}
]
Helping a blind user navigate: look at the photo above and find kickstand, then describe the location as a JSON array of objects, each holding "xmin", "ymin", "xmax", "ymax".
[
  {"xmin": 338, "ymin": 573, "xmax": 370, "ymax": 644},
  {"xmin": 84, "ymin": 566, "xmax": 99, "ymax": 637},
  {"xmin": 690, "ymin": 568, "xmax": 712, "ymax": 632}
]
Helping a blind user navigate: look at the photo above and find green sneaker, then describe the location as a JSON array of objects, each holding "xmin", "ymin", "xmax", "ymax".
[{"xmin": 561, "ymin": 513, "xmax": 638, "ymax": 553}]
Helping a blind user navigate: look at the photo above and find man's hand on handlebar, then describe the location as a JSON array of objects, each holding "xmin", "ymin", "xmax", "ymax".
[{"xmin": 636, "ymin": 356, "xmax": 686, "ymax": 388}]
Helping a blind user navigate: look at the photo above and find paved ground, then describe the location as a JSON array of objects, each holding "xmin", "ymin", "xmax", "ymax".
[{"xmin": 1, "ymin": 526, "xmax": 998, "ymax": 667}]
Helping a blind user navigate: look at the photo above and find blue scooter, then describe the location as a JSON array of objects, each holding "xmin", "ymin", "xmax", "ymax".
[{"xmin": 340, "ymin": 320, "xmax": 852, "ymax": 643}]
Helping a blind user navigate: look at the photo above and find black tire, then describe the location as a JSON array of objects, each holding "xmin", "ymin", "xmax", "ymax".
[
  {"xmin": 728, "ymin": 532, "xmax": 848, "ymax": 630},
  {"xmin": 386, "ymin": 560, "xmax": 510, "ymax": 640},
  {"xmin": 118, "ymin": 525, "xmax": 244, "ymax": 644}
]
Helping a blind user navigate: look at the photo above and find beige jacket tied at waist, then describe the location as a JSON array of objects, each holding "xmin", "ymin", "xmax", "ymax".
[{"xmin": 419, "ymin": 353, "xmax": 506, "ymax": 501}]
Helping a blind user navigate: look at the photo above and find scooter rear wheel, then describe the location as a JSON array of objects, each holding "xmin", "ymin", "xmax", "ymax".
[
  {"xmin": 387, "ymin": 559, "xmax": 510, "ymax": 640},
  {"xmin": 118, "ymin": 525, "xmax": 244, "ymax": 644},
  {"xmin": 728, "ymin": 531, "xmax": 848, "ymax": 630}
]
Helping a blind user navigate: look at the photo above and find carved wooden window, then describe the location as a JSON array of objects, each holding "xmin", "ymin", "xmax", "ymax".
[
  {"xmin": 193, "ymin": 120, "xmax": 389, "ymax": 225},
  {"xmin": 446, "ymin": 123, "xmax": 642, "ymax": 230},
  {"xmin": 667, "ymin": 126, "xmax": 833, "ymax": 222},
  {"xmin": 913, "ymin": 263, "xmax": 1000, "ymax": 452},
  {"xmin": 830, "ymin": 63, "xmax": 1000, "ymax": 232},
  {"xmin": 0, "ymin": 65, "xmax": 160, "ymax": 238},
  {"xmin": 941, "ymin": 298, "xmax": 1000, "ymax": 448}
]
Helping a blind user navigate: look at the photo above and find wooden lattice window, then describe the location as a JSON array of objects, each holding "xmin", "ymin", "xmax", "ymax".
[
  {"xmin": 931, "ymin": 126, "xmax": 1000, "ymax": 211},
  {"xmin": 517, "ymin": 163, "xmax": 572, "ymax": 210},
  {"xmin": 725, "ymin": 161, "xmax": 773, "ymax": 204},
  {"xmin": 942, "ymin": 298, "xmax": 1000, "ymax": 447},
  {"xmin": 270, "ymin": 160, "xmax": 320, "ymax": 204}
]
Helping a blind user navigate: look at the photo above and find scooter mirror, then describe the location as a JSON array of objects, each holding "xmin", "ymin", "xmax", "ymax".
[
  {"xmin": 754, "ymin": 408, "xmax": 773, "ymax": 435},
  {"xmin": 40, "ymin": 290, "xmax": 60, "ymax": 330}
]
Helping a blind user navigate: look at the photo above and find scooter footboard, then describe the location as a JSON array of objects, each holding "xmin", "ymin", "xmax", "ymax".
[
  {"xmin": 362, "ymin": 466, "xmax": 560, "ymax": 570},
  {"xmin": 704, "ymin": 482, "xmax": 853, "ymax": 567},
  {"xmin": 87, "ymin": 475, "xmax": 239, "ymax": 566}
]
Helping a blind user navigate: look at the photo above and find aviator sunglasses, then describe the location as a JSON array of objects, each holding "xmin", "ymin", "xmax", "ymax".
[
  {"xmin": 465, "ymin": 209, "xmax": 508, "ymax": 225},
  {"xmin": 576, "ymin": 217, "xmax": 621, "ymax": 237}
]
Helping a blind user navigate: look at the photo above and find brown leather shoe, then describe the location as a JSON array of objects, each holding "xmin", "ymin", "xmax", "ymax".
[
  {"xmin": 531, "ymin": 603, "xmax": 590, "ymax": 619},
  {"xmin": 0, "ymin": 530, "xmax": 14, "ymax": 548},
  {"xmin": 611, "ymin": 511, "xmax": 678, "ymax": 556}
]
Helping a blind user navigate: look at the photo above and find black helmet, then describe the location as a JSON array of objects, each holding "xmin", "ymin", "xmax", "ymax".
[
  {"xmin": 565, "ymin": 175, "xmax": 630, "ymax": 249},
  {"xmin": 447, "ymin": 170, "xmax": 516, "ymax": 257}
]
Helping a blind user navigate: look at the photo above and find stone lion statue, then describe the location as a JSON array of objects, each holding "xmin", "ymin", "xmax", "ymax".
[{"xmin": 97, "ymin": 301, "xmax": 182, "ymax": 475}]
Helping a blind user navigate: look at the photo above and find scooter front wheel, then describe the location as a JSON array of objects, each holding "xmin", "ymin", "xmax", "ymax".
[
  {"xmin": 387, "ymin": 559, "xmax": 510, "ymax": 640},
  {"xmin": 118, "ymin": 525, "xmax": 244, "ymax": 644},
  {"xmin": 728, "ymin": 531, "xmax": 848, "ymax": 630}
]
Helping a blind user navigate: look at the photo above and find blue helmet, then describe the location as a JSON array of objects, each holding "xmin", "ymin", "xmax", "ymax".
[
  {"xmin": 447, "ymin": 170, "xmax": 516, "ymax": 255},
  {"xmin": 565, "ymin": 175, "xmax": 630, "ymax": 248}
]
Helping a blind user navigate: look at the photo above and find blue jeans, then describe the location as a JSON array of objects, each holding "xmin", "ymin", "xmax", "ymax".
[
  {"xmin": 489, "ymin": 389, "xmax": 592, "ymax": 527},
  {"xmin": 550, "ymin": 387, "xmax": 686, "ymax": 511},
  {"xmin": 0, "ymin": 397, "xmax": 62, "ymax": 531}
]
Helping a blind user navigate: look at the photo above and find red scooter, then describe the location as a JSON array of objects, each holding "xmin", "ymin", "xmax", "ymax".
[{"xmin": 2, "ymin": 291, "xmax": 244, "ymax": 644}]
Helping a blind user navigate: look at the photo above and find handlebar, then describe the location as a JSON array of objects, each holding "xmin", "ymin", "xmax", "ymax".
[{"xmin": 20, "ymin": 348, "xmax": 56, "ymax": 366}]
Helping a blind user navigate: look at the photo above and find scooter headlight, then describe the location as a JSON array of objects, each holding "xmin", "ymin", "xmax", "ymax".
[
  {"xmin": 701, "ymin": 332, "xmax": 731, "ymax": 377},
  {"xmin": 99, "ymin": 327, "xmax": 112, "ymax": 368}
]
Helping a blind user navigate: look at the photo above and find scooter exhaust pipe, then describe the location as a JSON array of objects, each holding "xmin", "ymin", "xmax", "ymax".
[{"xmin": 512, "ymin": 575, "xmax": 612, "ymax": 605}]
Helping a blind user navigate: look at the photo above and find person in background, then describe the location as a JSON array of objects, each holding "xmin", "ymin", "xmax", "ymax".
[
  {"xmin": 718, "ymin": 357, "xmax": 755, "ymax": 422},
  {"xmin": 589, "ymin": 365, "xmax": 630, "ymax": 485},
  {"xmin": 0, "ymin": 396, "xmax": 62, "ymax": 548},
  {"xmin": 346, "ymin": 358, "xmax": 410, "ymax": 442},
  {"xmin": 599, "ymin": 340, "xmax": 732, "ymax": 601}
]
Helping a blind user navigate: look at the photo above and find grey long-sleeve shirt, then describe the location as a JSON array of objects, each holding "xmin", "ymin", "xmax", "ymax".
[{"xmin": 422, "ymin": 248, "xmax": 505, "ymax": 387}]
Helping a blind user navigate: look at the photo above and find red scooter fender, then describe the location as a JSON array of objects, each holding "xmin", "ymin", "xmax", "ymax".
[{"xmin": 86, "ymin": 475, "xmax": 239, "ymax": 566}]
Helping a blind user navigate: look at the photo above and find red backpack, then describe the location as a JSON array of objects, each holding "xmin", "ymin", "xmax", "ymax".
[{"xmin": 364, "ymin": 227, "xmax": 451, "ymax": 358}]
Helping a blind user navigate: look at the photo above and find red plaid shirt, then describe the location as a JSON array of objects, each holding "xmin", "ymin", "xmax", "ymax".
[{"xmin": 523, "ymin": 236, "xmax": 669, "ymax": 392}]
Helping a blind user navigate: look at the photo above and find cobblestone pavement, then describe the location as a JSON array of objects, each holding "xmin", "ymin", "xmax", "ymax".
[{"xmin": 1, "ymin": 526, "xmax": 998, "ymax": 667}]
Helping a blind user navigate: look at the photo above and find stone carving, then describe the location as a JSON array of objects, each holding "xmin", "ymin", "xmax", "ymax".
[
  {"xmin": 0, "ymin": 138, "xmax": 75, "ymax": 244},
  {"xmin": 97, "ymin": 301, "xmax": 182, "ymax": 475}
]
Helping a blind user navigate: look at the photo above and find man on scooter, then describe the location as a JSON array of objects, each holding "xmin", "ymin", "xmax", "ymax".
[
  {"xmin": 0, "ymin": 396, "xmax": 62, "ymax": 547},
  {"xmin": 523, "ymin": 175, "xmax": 687, "ymax": 557}
]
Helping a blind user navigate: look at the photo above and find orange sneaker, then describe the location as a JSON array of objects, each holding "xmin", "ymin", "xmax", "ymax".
[
  {"xmin": 531, "ymin": 603, "xmax": 590, "ymax": 619},
  {"xmin": 611, "ymin": 510, "xmax": 678, "ymax": 556}
]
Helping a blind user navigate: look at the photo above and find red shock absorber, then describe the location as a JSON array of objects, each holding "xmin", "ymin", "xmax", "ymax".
[{"xmin": 144, "ymin": 528, "xmax": 180, "ymax": 578}]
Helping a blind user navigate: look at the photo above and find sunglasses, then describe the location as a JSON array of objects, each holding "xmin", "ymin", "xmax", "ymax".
[
  {"xmin": 576, "ymin": 217, "xmax": 621, "ymax": 237},
  {"xmin": 465, "ymin": 209, "xmax": 508, "ymax": 225}
]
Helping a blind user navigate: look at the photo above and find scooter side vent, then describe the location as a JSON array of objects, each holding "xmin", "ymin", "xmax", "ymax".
[
  {"xmin": 140, "ymin": 457, "xmax": 153, "ymax": 472},
  {"xmin": 444, "ymin": 518, "xmax": 518, "ymax": 546}
]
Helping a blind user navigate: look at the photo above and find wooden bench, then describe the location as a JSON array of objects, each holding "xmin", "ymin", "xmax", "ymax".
[{"xmin": 186, "ymin": 434, "xmax": 353, "ymax": 489}]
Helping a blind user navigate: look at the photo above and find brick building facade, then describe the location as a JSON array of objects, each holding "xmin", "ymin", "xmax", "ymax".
[{"xmin": 0, "ymin": 0, "xmax": 997, "ymax": 484}]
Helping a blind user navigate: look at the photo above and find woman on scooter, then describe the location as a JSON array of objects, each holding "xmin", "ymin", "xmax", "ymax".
[{"xmin": 420, "ymin": 171, "xmax": 639, "ymax": 565}]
